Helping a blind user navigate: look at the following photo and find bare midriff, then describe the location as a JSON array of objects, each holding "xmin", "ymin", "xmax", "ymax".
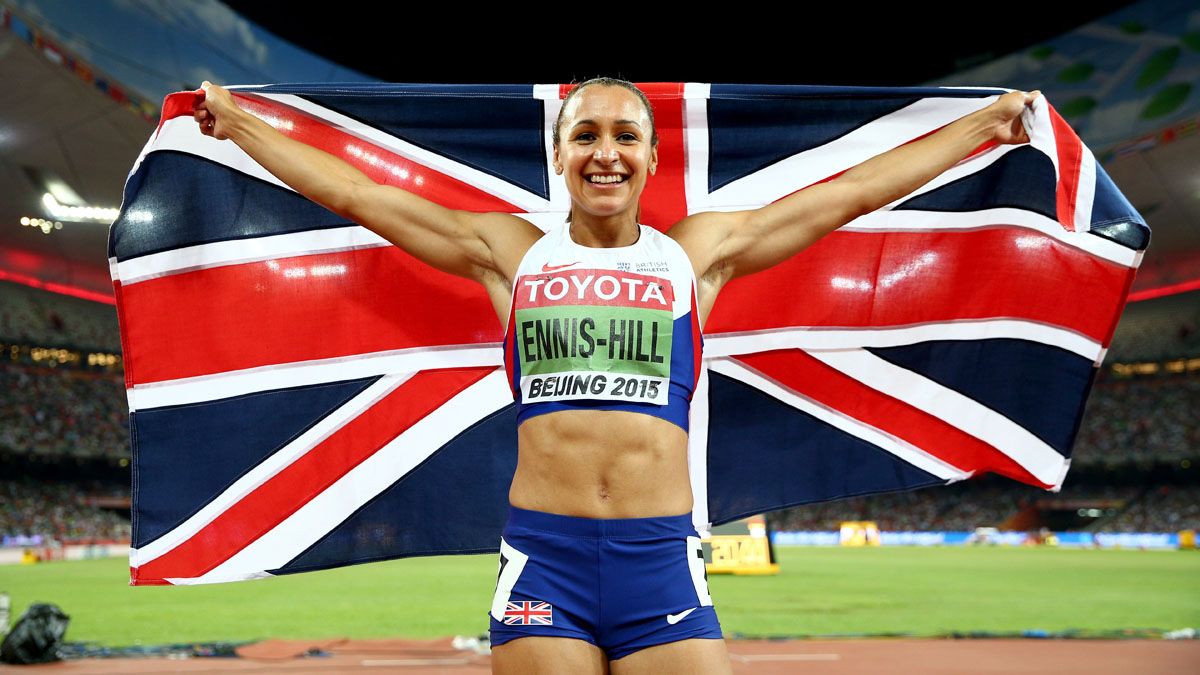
[{"xmin": 510, "ymin": 409, "xmax": 693, "ymax": 518}]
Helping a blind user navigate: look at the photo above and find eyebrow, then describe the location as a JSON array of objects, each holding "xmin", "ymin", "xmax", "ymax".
[{"xmin": 571, "ymin": 119, "xmax": 643, "ymax": 129}]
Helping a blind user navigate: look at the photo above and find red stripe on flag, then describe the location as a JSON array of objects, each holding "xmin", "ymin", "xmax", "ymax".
[
  {"xmin": 131, "ymin": 366, "xmax": 495, "ymax": 584},
  {"xmin": 156, "ymin": 91, "xmax": 198, "ymax": 136},
  {"xmin": 735, "ymin": 351, "xmax": 1050, "ymax": 487},
  {"xmin": 236, "ymin": 94, "xmax": 522, "ymax": 213},
  {"xmin": 707, "ymin": 226, "xmax": 1130, "ymax": 343},
  {"xmin": 157, "ymin": 90, "xmax": 521, "ymax": 214},
  {"xmin": 1048, "ymin": 105, "xmax": 1083, "ymax": 230},
  {"xmin": 120, "ymin": 247, "xmax": 501, "ymax": 385},
  {"xmin": 112, "ymin": 280, "xmax": 135, "ymax": 390},
  {"xmin": 637, "ymin": 83, "xmax": 687, "ymax": 229}
]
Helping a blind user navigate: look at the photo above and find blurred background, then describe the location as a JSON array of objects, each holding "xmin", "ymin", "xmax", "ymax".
[{"xmin": 0, "ymin": 0, "xmax": 1197, "ymax": 662}]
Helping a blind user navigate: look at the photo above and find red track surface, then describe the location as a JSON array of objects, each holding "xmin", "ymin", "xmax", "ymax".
[{"xmin": 23, "ymin": 637, "xmax": 1200, "ymax": 674}]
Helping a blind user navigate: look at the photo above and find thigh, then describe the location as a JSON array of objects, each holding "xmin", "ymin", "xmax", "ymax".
[
  {"xmin": 492, "ymin": 636, "xmax": 609, "ymax": 675},
  {"xmin": 609, "ymin": 637, "xmax": 732, "ymax": 675}
]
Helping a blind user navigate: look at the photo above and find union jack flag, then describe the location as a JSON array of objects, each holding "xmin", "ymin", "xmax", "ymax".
[
  {"xmin": 503, "ymin": 601, "xmax": 554, "ymax": 626},
  {"xmin": 110, "ymin": 83, "xmax": 1146, "ymax": 585}
]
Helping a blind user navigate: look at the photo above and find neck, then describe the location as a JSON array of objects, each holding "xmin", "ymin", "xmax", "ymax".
[{"xmin": 569, "ymin": 212, "xmax": 640, "ymax": 248}]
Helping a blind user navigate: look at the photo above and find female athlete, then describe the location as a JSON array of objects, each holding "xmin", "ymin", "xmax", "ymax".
[{"xmin": 193, "ymin": 77, "xmax": 1038, "ymax": 674}]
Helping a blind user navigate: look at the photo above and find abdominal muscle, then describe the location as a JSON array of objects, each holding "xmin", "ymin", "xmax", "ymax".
[{"xmin": 510, "ymin": 409, "xmax": 694, "ymax": 518}]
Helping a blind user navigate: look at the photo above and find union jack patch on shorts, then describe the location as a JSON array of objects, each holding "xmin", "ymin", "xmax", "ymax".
[{"xmin": 503, "ymin": 601, "xmax": 553, "ymax": 625}]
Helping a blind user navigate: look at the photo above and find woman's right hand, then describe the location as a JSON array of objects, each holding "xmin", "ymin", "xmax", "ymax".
[{"xmin": 193, "ymin": 81, "xmax": 243, "ymax": 141}]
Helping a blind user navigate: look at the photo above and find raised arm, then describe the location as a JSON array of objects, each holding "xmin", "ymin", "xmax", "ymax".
[
  {"xmin": 669, "ymin": 90, "xmax": 1039, "ymax": 322},
  {"xmin": 193, "ymin": 83, "xmax": 541, "ymax": 295}
]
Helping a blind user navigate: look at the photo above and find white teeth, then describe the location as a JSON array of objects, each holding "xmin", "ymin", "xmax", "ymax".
[{"xmin": 589, "ymin": 175, "xmax": 625, "ymax": 184}]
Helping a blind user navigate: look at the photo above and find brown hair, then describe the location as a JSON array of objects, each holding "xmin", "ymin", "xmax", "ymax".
[{"xmin": 553, "ymin": 77, "xmax": 659, "ymax": 149}]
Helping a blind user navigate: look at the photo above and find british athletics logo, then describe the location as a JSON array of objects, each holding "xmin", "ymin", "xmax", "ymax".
[
  {"xmin": 503, "ymin": 601, "xmax": 554, "ymax": 626},
  {"xmin": 110, "ymin": 83, "xmax": 1147, "ymax": 585}
]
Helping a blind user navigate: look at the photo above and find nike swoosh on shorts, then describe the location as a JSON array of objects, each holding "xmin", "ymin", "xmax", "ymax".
[{"xmin": 666, "ymin": 607, "xmax": 698, "ymax": 625}]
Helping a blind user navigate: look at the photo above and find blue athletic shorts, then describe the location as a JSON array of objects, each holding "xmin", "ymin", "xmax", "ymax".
[{"xmin": 488, "ymin": 506, "xmax": 723, "ymax": 660}]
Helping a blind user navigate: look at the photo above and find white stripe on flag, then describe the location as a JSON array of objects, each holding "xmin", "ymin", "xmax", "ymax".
[
  {"xmin": 877, "ymin": 142, "xmax": 1019, "ymax": 210},
  {"xmin": 248, "ymin": 93, "xmax": 551, "ymax": 214},
  {"xmin": 147, "ymin": 116, "xmax": 294, "ymax": 190},
  {"xmin": 807, "ymin": 348, "xmax": 1069, "ymax": 487},
  {"xmin": 115, "ymin": 215, "xmax": 556, "ymax": 284},
  {"xmin": 841, "ymin": 207, "xmax": 1138, "ymax": 268},
  {"xmin": 687, "ymin": 367, "xmax": 711, "ymax": 536},
  {"xmin": 115, "ymin": 226, "xmax": 390, "ymax": 285},
  {"xmin": 132, "ymin": 374, "xmax": 412, "ymax": 566},
  {"xmin": 706, "ymin": 96, "xmax": 997, "ymax": 211},
  {"xmin": 708, "ymin": 358, "xmax": 970, "ymax": 482},
  {"xmin": 1074, "ymin": 145, "xmax": 1097, "ymax": 233},
  {"xmin": 113, "ymin": 206, "xmax": 1132, "ymax": 287},
  {"xmin": 1025, "ymin": 95, "xmax": 1059, "ymax": 183},
  {"xmin": 704, "ymin": 319, "xmax": 1104, "ymax": 364},
  {"xmin": 127, "ymin": 344, "xmax": 503, "ymax": 411},
  {"xmin": 683, "ymin": 83, "xmax": 712, "ymax": 215},
  {"xmin": 169, "ymin": 370, "xmax": 513, "ymax": 584},
  {"xmin": 536, "ymin": 85, "xmax": 571, "ymax": 214}
]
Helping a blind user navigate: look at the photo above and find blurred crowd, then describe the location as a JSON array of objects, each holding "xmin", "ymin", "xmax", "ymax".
[
  {"xmin": 1074, "ymin": 374, "xmax": 1200, "ymax": 465},
  {"xmin": 0, "ymin": 281, "xmax": 120, "ymax": 351},
  {"xmin": 1101, "ymin": 485, "xmax": 1200, "ymax": 533},
  {"xmin": 0, "ymin": 363, "xmax": 128, "ymax": 459},
  {"xmin": 0, "ymin": 479, "xmax": 130, "ymax": 544},
  {"xmin": 767, "ymin": 483, "xmax": 1198, "ymax": 533}
]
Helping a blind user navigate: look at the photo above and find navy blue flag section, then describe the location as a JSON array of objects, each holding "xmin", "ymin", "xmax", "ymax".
[{"xmin": 109, "ymin": 83, "xmax": 1146, "ymax": 585}]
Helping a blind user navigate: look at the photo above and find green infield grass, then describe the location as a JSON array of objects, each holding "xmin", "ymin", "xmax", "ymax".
[{"xmin": 1, "ymin": 546, "xmax": 1197, "ymax": 646}]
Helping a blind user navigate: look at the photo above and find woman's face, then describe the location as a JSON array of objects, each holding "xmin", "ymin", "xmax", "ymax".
[{"xmin": 553, "ymin": 86, "xmax": 658, "ymax": 222}]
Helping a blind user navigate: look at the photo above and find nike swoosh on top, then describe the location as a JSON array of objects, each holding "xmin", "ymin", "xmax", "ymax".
[
  {"xmin": 666, "ymin": 607, "xmax": 698, "ymax": 625},
  {"xmin": 541, "ymin": 262, "xmax": 580, "ymax": 272}
]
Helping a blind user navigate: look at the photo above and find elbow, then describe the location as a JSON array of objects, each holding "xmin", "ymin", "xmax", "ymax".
[
  {"xmin": 828, "ymin": 177, "xmax": 874, "ymax": 228},
  {"xmin": 328, "ymin": 182, "xmax": 363, "ymax": 222}
]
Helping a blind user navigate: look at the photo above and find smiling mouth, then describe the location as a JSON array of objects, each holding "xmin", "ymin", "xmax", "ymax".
[{"xmin": 587, "ymin": 174, "xmax": 628, "ymax": 184}]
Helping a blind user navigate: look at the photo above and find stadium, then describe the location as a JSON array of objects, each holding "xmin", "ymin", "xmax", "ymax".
[{"xmin": 1, "ymin": 0, "xmax": 1198, "ymax": 672}]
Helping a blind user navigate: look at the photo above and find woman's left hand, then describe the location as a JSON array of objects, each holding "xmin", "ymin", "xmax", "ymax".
[{"xmin": 983, "ymin": 90, "xmax": 1041, "ymax": 145}]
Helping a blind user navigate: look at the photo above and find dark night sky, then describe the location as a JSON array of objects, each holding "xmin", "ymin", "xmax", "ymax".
[{"xmin": 222, "ymin": 2, "xmax": 1138, "ymax": 85}]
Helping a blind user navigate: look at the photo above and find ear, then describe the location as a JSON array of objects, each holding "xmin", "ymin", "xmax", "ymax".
[
  {"xmin": 552, "ymin": 144, "xmax": 563, "ymax": 175},
  {"xmin": 648, "ymin": 144, "xmax": 659, "ymax": 176}
]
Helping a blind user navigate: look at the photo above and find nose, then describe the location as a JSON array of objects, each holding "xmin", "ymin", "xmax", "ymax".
[{"xmin": 593, "ymin": 144, "xmax": 618, "ymax": 163}]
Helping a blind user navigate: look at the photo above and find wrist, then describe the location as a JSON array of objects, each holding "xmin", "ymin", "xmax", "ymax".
[
  {"xmin": 956, "ymin": 106, "xmax": 1001, "ymax": 146},
  {"xmin": 223, "ymin": 104, "xmax": 262, "ymax": 143}
]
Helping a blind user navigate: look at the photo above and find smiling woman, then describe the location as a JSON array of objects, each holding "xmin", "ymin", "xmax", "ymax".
[
  {"xmin": 191, "ymin": 76, "xmax": 1038, "ymax": 674},
  {"xmin": 551, "ymin": 77, "xmax": 659, "ymax": 226}
]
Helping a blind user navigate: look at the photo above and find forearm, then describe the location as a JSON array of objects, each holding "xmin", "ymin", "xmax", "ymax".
[
  {"xmin": 223, "ymin": 104, "xmax": 371, "ymax": 217},
  {"xmin": 840, "ymin": 106, "xmax": 996, "ymax": 213}
]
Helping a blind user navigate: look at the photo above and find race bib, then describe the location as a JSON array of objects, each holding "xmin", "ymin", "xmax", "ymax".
[{"xmin": 513, "ymin": 268, "xmax": 674, "ymax": 405}]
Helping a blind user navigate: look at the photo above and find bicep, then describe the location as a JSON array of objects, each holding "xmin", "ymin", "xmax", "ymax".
[
  {"xmin": 724, "ymin": 179, "xmax": 867, "ymax": 278},
  {"xmin": 345, "ymin": 183, "xmax": 510, "ymax": 280}
]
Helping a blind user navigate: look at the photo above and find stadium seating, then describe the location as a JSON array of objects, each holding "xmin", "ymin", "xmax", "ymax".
[
  {"xmin": 0, "ymin": 479, "xmax": 130, "ymax": 544},
  {"xmin": 0, "ymin": 281, "xmax": 120, "ymax": 351},
  {"xmin": 0, "ymin": 363, "xmax": 127, "ymax": 459}
]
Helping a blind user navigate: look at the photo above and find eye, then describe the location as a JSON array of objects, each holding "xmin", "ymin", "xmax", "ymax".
[
  {"xmin": 618, "ymin": 133, "xmax": 638, "ymax": 142},
  {"xmin": 574, "ymin": 132, "xmax": 596, "ymax": 142}
]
